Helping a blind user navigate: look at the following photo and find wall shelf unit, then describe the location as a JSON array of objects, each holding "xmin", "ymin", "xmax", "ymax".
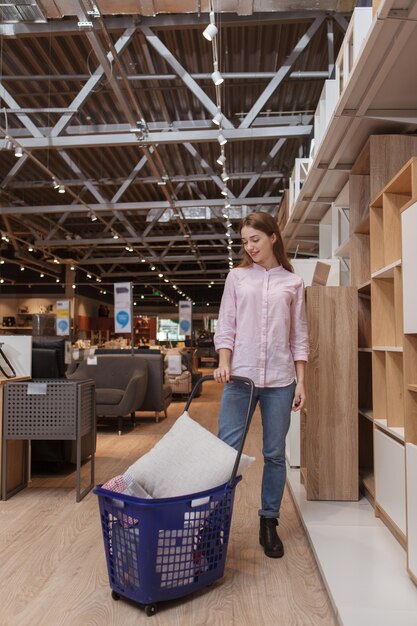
[{"xmin": 357, "ymin": 156, "xmax": 417, "ymax": 583}]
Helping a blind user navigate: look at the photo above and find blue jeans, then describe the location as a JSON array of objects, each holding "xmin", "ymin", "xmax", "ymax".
[{"xmin": 218, "ymin": 380, "xmax": 296, "ymax": 520}]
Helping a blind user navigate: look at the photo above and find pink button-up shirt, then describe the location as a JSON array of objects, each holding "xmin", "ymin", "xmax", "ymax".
[{"xmin": 214, "ymin": 264, "xmax": 309, "ymax": 387}]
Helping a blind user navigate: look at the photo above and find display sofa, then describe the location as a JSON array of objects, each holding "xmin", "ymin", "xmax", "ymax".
[
  {"xmin": 95, "ymin": 350, "xmax": 173, "ymax": 422},
  {"xmin": 67, "ymin": 354, "xmax": 148, "ymax": 435}
]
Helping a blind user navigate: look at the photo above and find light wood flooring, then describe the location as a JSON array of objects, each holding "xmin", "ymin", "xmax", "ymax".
[{"xmin": 0, "ymin": 378, "xmax": 337, "ymax": 626}]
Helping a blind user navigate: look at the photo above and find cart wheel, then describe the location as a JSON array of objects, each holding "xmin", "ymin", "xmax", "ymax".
[
  {"xmin": 111, "ymin": 590, "xmax": 120, "ymax": 601},
  {"xmin": 145, "ymin": 604, "xmax": 157, "ymax": 616}
]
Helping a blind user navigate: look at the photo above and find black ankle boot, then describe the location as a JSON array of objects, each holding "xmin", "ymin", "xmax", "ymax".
[{"xmin": 259, "ymin": 516, "xmax": 284, "ymax": 558}]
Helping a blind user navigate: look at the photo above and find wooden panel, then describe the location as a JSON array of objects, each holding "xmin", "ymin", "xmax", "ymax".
[
  {"xmin": 350, "ymin": 174, "xmax": 371, "ymax": 231},
  {"xmin": 369, "ymin": 206, "xmax": 384, "ymax": 273},
  {"xmin": 394, "ymin": 266, "xmax": 403, "ymax": 346},
  {"xmin": 311, "ymin": 261, "xmax": 331, "ymax": 286},
  {"xmin": 371, "ymin": 278, "xmax": 396, "ymax": 346},
  {"xmin": 383, "ymin": 193, "xmax": 406, "ymax": 266},
  {"xmin": 304, "ymin": 286, "xmax": 358, "ymax": 500},
  {"xmin": 404, "ymin": 384, "xmax": 417, "ymax": 447},
  {"xmin": 305, "ymin": 287, "xmax": 320, "ymax": 500},
  {"xmin": 385, "ymin": 351, "xmax": 404, "ymax": 428},
  {"xmin": 351, "ymin": 234, "xmax": 370, "ymax": 288},
  {"xmin": 369, "ymin": 135, "xmax": 417, "ymax": 199},
  {"xmin": 372, "ymin": 351, "xmax": 387, "ymax": 422}
]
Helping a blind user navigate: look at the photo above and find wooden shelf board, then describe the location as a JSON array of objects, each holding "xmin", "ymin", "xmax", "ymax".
[
  {"xmin": 408, "ymin": 384, "xmax": 417, "ymax": 393},
  {"xmin": 400, "ymin": 197, "xmax": 417, "ymax": 214},
  {"xmin": 359, "ymin": 408, "xmax": 373, "ymax": 421},
  {"xmin": 353, "ymin": 215, "xmax": 370, "ymax": 234},
  {"xmin": 373, "ymin": 346, "xmax": 403, "ymax": 352},
  {"xmin": 371, "ymin": 259, "xmax": 402, "ymax": 279},
  {"xmin": 374, "ymin": 418, "xmax": 405, "ymax": 443},
  {"xmin": 358, "ymin": 280, "xmax": 371, "ymax": 295},
  {"xmin": 358, "ymin": 347, "xmax": 372, "ymax": 353},
  {"xmin": 334, "ymin": 239, "xmax": 350, "ymax": 258},
  {"xmin": 360, "ymin": 470, "xmax": 375, "ymax": 499}
]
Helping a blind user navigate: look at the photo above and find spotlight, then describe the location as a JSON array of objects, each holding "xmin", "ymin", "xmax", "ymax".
[
  {"xmin": 203, "ymin": 22, "xmax": 217, "ymax": 41},
  {"xmin": 158, "ymin": 273, "xmax": 163, "ymax": 278},
  {"xmin": 211, "ymin": 70, "xmax": 224, "ymax": 86},
  {"xmin": 217, "ymin": 153, "xmax": 226, "ymax": 166},
  {"xmin": 221, "ymin": 171, "xmax": 230, "ymax": 182},
  {"xmin": 52, "ymin": 178, "xmax": 60, "ymax": 189},
  {"xmin": 40, "ymin": 273, "xmax": 44, "ymax": 278},
  {"xmin": 141, "ymin": 258, "xmax": 146, "ymax": 263},
  {"xmin": 221, "ymin": 187, "xmax": 228, "ymax": 196},
  {"xmin": 14, "ymin": 146, "xmax": 23, "ymax": 158},
  {"xmin": 58, "ymin": 184, "xmax": 65, "ymax": 193},
  {"xmin": 212, "ymin": 111, "xmax": 223, "ymax": 126},
  {"xmin": 225, "ymin": 201, "xmax": 231, "ymax": 209},
  {"xmin": 112, "ymin": 232, "xmax": 119, "ymax": 239},
  {"xmin": 90, "ymin": 212, "xmax": 97, "ymax": 222},
  {"xmin": 70, "ymin": 265, "xmax": 75, "ymax": 271},
  {"xmin": 217, "ymin": 133, "xmax": 227, "ymax": 146}
]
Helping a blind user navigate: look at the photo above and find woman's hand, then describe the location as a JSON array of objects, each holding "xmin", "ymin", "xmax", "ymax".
[
  {"xmin": 292, "ymin": 381, "xmax": 306, "ymax": 411},
  {"xmin": 213, "ymin": 364, "xmax": 231, "ymax": 384}
]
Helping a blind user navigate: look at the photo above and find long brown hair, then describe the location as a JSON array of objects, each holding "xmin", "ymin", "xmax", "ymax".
[{"xmin": 238, "ymin": 211, "xmax": 293, "ymax": 273}]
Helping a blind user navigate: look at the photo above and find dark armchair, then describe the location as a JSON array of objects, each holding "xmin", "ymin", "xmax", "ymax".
[{"xmin": 67, "ymin": 355, "xmax": 148, "ymax": 435}]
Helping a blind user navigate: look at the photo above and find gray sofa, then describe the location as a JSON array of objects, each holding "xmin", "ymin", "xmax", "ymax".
[
  {"xmin": 67, "ymin": 355, "xmax": 148, "ymax": 435},
  {"xmin": 94, "ymin": 350, "xmax": 173, "ymax": 422}
]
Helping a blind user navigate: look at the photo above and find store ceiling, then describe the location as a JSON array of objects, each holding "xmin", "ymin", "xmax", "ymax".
[{"xmin": 0, "ymin": 1, "xmax": 354, "ymax": 310}]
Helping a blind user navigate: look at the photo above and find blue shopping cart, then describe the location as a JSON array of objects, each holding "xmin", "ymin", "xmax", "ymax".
[{"xmin": 94, "ymin": 375, "xmax": 254, "ymax": 616}]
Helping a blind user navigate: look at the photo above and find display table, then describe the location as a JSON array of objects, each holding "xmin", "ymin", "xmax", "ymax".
[{"xmin": 2, "ymin": 378, "xmax": 96, "ymax": 502}]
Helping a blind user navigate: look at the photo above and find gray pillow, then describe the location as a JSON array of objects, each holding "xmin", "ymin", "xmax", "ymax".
[{"xmin": 128, "ymin": 411, "xmax": 255, "ymax": 498}]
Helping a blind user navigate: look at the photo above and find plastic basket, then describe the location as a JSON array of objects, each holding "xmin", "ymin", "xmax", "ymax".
[
  {"xmin": 95, "ymin": 375, "xmax": 254, "ymax": 615},
  {"xmin": 94, "ymin": 477, "xmax": 241, "ymax": 608}
]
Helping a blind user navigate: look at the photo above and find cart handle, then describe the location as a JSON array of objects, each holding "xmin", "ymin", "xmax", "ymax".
[{"xmin": 184, "ymin": 375, "xmax": 255, "ymax": 488}]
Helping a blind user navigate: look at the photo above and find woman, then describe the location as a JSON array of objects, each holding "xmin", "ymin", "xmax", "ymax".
[{"xmin": 214, "ymin": 211, "xmax": 308, "ymax": 558}]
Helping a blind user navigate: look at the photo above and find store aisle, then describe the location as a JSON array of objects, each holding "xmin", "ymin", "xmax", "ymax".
[{"xmin": 0, "ymin": 379, "xmax": 336, "ymax": 626}]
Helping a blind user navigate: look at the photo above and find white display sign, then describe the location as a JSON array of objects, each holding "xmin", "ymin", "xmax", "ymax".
[
  {"xmin": 114, "ymin": 282, "xmax": 132, "ymax": 333},
  {"xmin": 56, "ymin": 300, "xmax": 70, "ymax": 336},
  {"xmin": 178, "ymin": 300, "xmax": 192, "ymax": 337}
]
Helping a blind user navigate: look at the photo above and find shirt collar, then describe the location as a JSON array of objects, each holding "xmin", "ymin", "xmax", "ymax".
[{"xmin": 251, "ymin": 262, "xmax": 283, "ymax": 273}]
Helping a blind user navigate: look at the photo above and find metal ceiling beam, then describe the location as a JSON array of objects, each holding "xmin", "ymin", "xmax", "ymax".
[
  {"xmin": 3, "ymin": 71, "xmax": 329, "ymax": 83},
  {"xmin": 140, "ymin": 24, "xmax": 234, "ymax": 129},
  {"xmin": 3, "ymin": 196, "xmax": 282, "ymax": 216},
  {"xmin": 240, "ymin": 138, "xmax": 286, "ymax": 198},
  {"xmin": 240, "ymin": 16, "xmax": 326, "ymax": 129},
  {"xmin": 15, "ymin": 125, "xmax": 312, "ymax": 150}
]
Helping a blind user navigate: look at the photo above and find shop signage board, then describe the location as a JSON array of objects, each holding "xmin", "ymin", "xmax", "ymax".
[
  {"xmin": 114, "ymin": 282, "xmax": 132, "ymax": 334},
  {"xmin": 179, "ymin": 300, "xmax": 192, "ymax": 338}
]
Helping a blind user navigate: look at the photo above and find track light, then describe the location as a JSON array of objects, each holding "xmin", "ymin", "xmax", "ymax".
[
  {"xmin": 58, "ymin": 184, "xmax": 65, "ymax": 193},
  {"xmin": 217, "ymin": 133, "xmax": 227, "ymax": 146},
  {"xmin": 212, "ymin": 111, "xmax": 223, "ymax": 126},
  {"xmin": 217, "ymin": 153, "xmax": 226, "ymax": 166},
  {"xmin": 212, "ymin": 70, "xmax": 224, "ymax": 86},
  {"xmin": 14, "ymin": 146, "xmax": 23, "ymax": 158},
  {"xmin": 221, "ymin": 187, "xmax": 228, "ymax": 196},
  {"xmin": 90, "ymin": 212, "xmax": 97, "ymax": 222},
  {"xmin": 203, "ymin": 22, "xmax": 217, "ymax": 41},
  {"xmin": 112, "ymin": 232, "xmax": 119, "ymax": 239},
  {"xmin": 52, "ymin": 178, "xmax": 60, "ymax": 189},
  {"xmin": 221, "ymin": 170, "xmax": 230, "ymax": 182}
]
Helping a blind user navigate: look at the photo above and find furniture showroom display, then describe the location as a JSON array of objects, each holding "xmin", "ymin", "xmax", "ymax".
[{"xmin": 2, "ymin": 378, "xmax": 96, "ymax": 502}]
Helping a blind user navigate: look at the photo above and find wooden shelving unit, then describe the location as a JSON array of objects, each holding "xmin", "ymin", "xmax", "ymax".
[
  {"xmin": 360, "ymin": 156, "xmax": 417, "ymax": 582},
  {"xmin": 349, "ymin": 138, "xmax": 417, "ymax": 521}
]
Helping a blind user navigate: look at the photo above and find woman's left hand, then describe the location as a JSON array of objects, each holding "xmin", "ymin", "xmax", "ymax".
[{"xmin": 292, "ymin": 381, "xmax": 306, "ymax": 411}]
